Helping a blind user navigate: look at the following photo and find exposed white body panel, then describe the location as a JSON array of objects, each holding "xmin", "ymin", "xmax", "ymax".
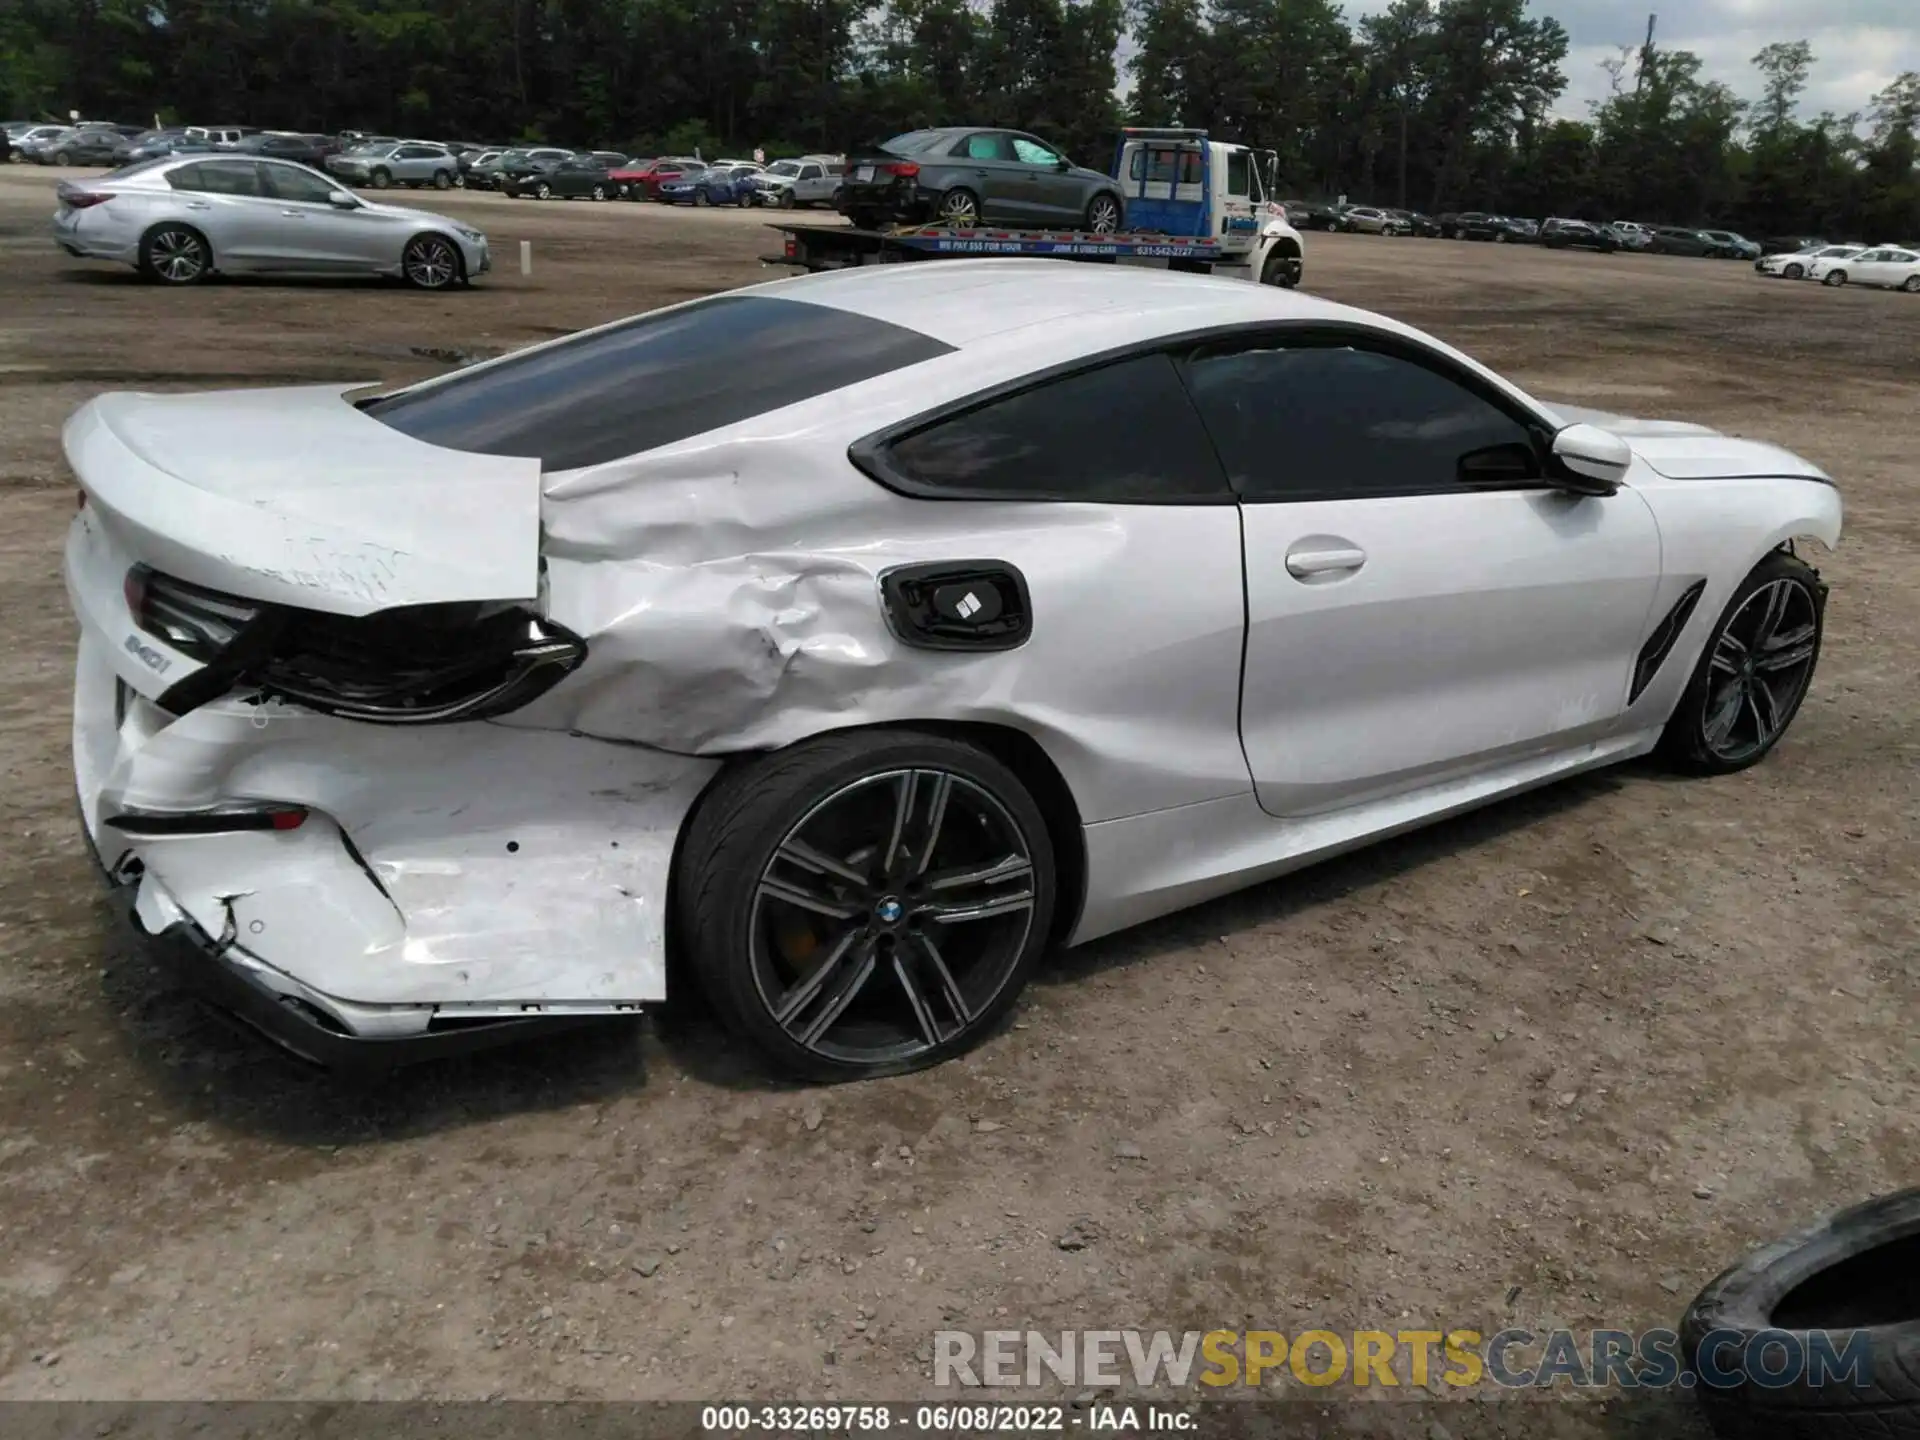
[{"xmin": 61, "ymin": 263, "xmax": 1844, "ymax": 1044}]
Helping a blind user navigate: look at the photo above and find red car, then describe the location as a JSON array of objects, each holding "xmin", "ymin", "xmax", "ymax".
[{"xmin": 612, "ymin": 156, "xmax": 704, "ymax": 201}]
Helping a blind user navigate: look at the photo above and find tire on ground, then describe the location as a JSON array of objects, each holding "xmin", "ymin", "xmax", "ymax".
[
  {"xmin": 672, "ymin": 728, "xmax": 1056, "ymax": 1083},
  {"xmin": 1656, "ymin": 548, "xmax": 1825, "ymax": 775},
  {"xmin": 1681, "ymin": 1188, "xmax": 1920, "ymax": 1440}
]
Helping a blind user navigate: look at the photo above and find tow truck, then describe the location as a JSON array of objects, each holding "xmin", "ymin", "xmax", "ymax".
[{"xmin": 765, "ymin": 128, "xmax": 1305, "ymax": 288}]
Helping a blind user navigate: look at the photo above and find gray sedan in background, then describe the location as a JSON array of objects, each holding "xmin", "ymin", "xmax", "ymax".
[{"xmin": 52, "ymin": 156, "xmax": 489, "ymax": 288}]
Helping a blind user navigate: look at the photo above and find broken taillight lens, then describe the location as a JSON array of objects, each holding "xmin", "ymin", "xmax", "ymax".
[
  {"xmin": 250, "ymin": 602, "xmax": 587, "ymax": 725},
  {"xmin": 126, "ymin": 563, "xmax": 264, "ymax": 660}
]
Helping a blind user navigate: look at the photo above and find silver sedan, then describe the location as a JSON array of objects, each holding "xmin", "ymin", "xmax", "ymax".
[{"xmin": 52, "ymin": 155, "xmax": 489, "ymax": 288}]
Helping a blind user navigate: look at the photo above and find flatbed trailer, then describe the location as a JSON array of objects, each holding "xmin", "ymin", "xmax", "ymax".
[{"xmin": 765, "ymin": 222, "xmax": 1301, "ymax": 285}]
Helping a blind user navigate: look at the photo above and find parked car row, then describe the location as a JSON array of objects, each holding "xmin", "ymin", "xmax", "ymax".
[
  {"xmin": 1286, "ymin": 200, "xmax": 1769, "ymax": 260},
  {"xmin": 1755, "ymin": 241, "xmax": 1920, "ymax": 291}
]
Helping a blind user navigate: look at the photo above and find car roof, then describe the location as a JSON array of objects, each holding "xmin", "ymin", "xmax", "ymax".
[{"xmin": 760, "ymin": 258, "xmax": 1386, "ymax": 352}]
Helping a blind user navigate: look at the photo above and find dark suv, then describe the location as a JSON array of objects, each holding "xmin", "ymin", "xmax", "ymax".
[
  {"xmin": 835, "ymin": 127, "xmax": 1124, "ymax": 232},
  {"xmin": 1448, "ymin": 211, "xmax": 1525, "ymax": 242},
  {"xmin": 1540, "ymin": 218, "xmax": 1617, "ymax": 253}
]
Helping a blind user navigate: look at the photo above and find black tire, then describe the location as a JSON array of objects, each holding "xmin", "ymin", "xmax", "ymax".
[
  {"xmin": 736, "ymin": 190, "xmax": 753, "ymax": 208},
  {"xmin": 673, "ymin": 729, "xmax": 1056, "ymax": 1083},
  {"xmin": 534, "ymin": 181, "xmax": 551, "ymax": 200},
  {"xmin": 1658, "ymin": 550, "xmax": 1825, "ymax": 775},
  {"xmin": 401, "ymin": 233, "xmax": 462, "ymax": 291},
  {"xmin": 937, "ymin": 187, "xmax": 980, "ymax": 228},
  {"xmin": 1903, "ymin": 276, "xmax": 1920, "ymax": 293},
  {"xmin": 1083, "ymin": 191, "xmax": 1121, "ymax": 233},
  {"xmin": 432, "ymin": 169, "xmax": 452, "ymax": 190},
  {"xmin": 138, "ymin": 223, "xmax": 211, "ymax": 285},
  {"xmin": 1259, "ymin": 248, "xmax": 1299, "ymax": 288},
  {"xmin": 1824, "ymin": 269, "xmax": 1847, "ymax": 286},
  {"xmin": 694, "ymin": 189, "xmax": 709, "ymax": 207},
  {"xmin": 54, "ymin": 149, "xmax": 72, "ymax": 166},
  {"xmin": 775, "ymin": 188, "xmax": 794, "ymax": 209},
  {"xmin": 1681, "ymin": 1189, "xmax": 1920, "ymax": 1440},
  {"xmin": 1785, "ymin": 263, "xmax": 1805, "ymax": 279},
  {"xmin": 591, "ymin": 183, "xmax": 607, "ymax": 201},
  {"xmin": 370, "ymin": 168, "xmax": 391, "ymax": 189}
]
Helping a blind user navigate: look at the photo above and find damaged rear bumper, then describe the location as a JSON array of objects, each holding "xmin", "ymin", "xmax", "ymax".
[
  {"xmin": 74, "ymin": 628, "xmax": 721, "ymax": 1065},
  {"xmin": 88, "ymin": 830, "xmax": 599, "ymax": 1068}
]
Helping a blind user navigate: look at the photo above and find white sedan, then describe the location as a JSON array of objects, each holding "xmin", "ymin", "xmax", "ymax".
[
  {"xmin": 1811, "ymin": 246, "xmax": 1920, "ymax": 291},
  {"xmin": 1756, "ymin": 243, "xmax": 1862, "ymax": 280},
  {"xmin": 64, "ymin": 263, "xmax": 1841, "ymax": 1079}
]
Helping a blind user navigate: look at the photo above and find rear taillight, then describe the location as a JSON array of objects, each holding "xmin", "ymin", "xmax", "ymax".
[
  {"xmin": 125, "ymin": 563, "xmax": 263, "ymax": 660},
  {"xmin": 881, "ymin": 161, "xmax": 920, "ymax": 179},
  {"xmin": 60, "ymin": 190, "xmax": 114, "ymax": 210},
  {"xmin": 784, "ymin": 234, "xmax": 798, "ymax": 260}
]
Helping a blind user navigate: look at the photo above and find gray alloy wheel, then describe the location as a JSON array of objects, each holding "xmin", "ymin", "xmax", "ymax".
[
  {"xmin": 140, "ymin": 224, "xmax": 210, "ymax": 284},
  {"xmin": 1661, "ymin": 553, "xmax": 1824, "ymax": 774},
  {"xmin": 401, "ymin": 234, "xmax": 460, "ymax": 290},
  {"xmin": 54, "ymin": 149, "xmax": 72, "ymax": 166},
  {"xmin": 1904, "ymin": 275, "xmax": 1920, "ymax": 293},
  {"xmin": 737, "ymin": 189, "xmax": 753, "ymax": 207},
  {"xmin": 694, "ymin": 189, "xmax": 709, "ymax": 206},
  {"xmin": 675, "ymin": 732, "xmax": 1055, "ymax": 1081},
  {"xmin": 370, "ymin": 168, "xmax": 391, "ymax": 189},
  {"xmin": 432, "ymin": 169, "xmax": 452, "ymax": 190},
  {"xmin": 938, "ymin": 187, "xmax": 980, "ymax": 227},
  {"xmin": 1084, "ymin": 192, "xmax": 1121, "ymax": 233},
  {"xmin": 1823, "ymin": 269, "xmax": 1846, "ymax": 286},
  {"xmin": 591, "ymin": 183, "xmax": 607, "ymax": 201},
  {"xmin": 534, "ymin": 180, "xmax": 551, "ymax": 200}
]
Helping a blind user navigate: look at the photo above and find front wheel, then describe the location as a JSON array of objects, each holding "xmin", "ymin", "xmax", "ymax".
[
  {"xmin": 1259, "ymin": 249, "xmax": 1299, "ymax": 288},
  {"xmin": 694, "ymin": 190, "xmax": 709, "ymax": 207},
  {"xmin": 674, "ymin": 730, "xmax": 1055, "ymax": 1082},
  {"xmin": 1822, "ymin": 269, "xmax": 1846, "ymax": 286},
  {"xmin": 1903, "ymin": 275, "xmax": 1920, "ymax": 293},
  {"xmin": 54, "ymin": 150, "xmax": 72, "ymax": 166},
  {"xmin": 432, "ymin": 170, "xmax": 452, "ymax": 190},
  {"xmin": 370, "ymin": 168, "xmax": 391, "ymax": 189},
  {"xmin": 1084, "ymin": 192, "xmax": 1121, "ymax": 233},
  {"xmin": 591, "ymin": 183, "xmax": 607, "ymax": 201},
  {"xmin": 534, "ymin": 181, "xmax": 551, "ymax": 200},
  {"xmin": 401, "ymin": 233, "xmax": 461, "ymax": 290},
  {"xmin": 1658, "ymin": 552, "xmax": 1825, "ymax": 775}
]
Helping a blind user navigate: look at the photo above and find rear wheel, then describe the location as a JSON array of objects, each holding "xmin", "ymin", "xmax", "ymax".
[
  {"xmin": 54, "ymin": 149, "xmax": 72, "ymax": 166},
  {"xmin": 1904, "ymin": 276, "xmax": 1920, "ymax": 293},
  {"xmin": 1822, "ymin": 269, "xmax": 1847, "ymax": 286},
  {"xmin": 1658, "ymin": 551, "xmax": 1825, "ymax": 775},
  {"xmin": 370, "ymin": 168, "xmax": 391, "ymax": 189},
  {"xmin": 775, "ymin": 188, "xmax": 794, "ymax": 209},
  {"xmin": 401, "ymin": 233, "xmax": 461, "ymax": 290},
  {"xmin": 432, "ymin": 169, "xmax": 452, "ymax": 190},
  {"xmin": 139, "ymin": 224, "xmax": 211, "ymax": 284},
  {"xmin": 674, "ymin": 730, "xmax": 1055, "ymax": 1082},
  {"xmin": 737, "ymin": 189, "xmax": 754, "ymax": 208},
  {"xmin": 938, "ymin": 187, "xmax": 980, "ymax": 228},
  {"xmin": 694, "ymin": 190, "xmax": 709, "ymax": 207},
  {"xmin": 1084, "ymin": 192, "xmax": 1121, "ymax": 233}
]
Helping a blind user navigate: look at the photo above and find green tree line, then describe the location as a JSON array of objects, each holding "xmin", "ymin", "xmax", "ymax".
[{"xmin": 4, "ymin": 0, "xmax": 1917, "ymax": 238}]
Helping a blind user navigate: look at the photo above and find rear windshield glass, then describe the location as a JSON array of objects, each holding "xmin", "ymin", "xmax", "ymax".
[{"xmin": 362, "ymin": 295, "xmax": 955, "ymax": 472}]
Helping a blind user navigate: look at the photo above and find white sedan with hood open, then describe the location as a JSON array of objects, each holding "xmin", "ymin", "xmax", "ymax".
[{"xmin": 66, "ymin": 263, "xmax": 1842, "ymax": 1079}]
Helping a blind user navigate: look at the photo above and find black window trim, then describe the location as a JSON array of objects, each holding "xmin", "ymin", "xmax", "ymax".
[{"xmin": 848, "ymin": 320, "xmax": 1565, "ymax": 507}]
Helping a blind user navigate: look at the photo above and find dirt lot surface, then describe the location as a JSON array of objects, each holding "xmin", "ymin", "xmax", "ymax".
[{"xmin": 0, "ymin": 166, "xmax": 1914, "ymax": 1430}]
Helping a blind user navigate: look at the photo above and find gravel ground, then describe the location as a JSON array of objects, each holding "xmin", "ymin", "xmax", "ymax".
[{"xmin": 0, "ymin": 166, "xmax": 1913, "ymax": 1435}]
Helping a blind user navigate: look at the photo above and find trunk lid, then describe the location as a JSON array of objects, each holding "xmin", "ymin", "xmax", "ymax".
[{"xmin": 65, "ymin": 383, "xmax": 541, "ymax": 619}]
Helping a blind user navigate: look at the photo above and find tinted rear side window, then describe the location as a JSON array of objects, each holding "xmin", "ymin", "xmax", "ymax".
[
  {"xmin": 362, "ymin": 295, "xmax": 955, "ymax": 472},
  {"xmin": 862, "ymin": 353, "xmax": 1229, "ymax": 503}
]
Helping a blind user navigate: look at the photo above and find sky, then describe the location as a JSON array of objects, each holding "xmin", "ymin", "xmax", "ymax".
[{"xmin": 1352, "ymin": 0, "xmax": 1920, "ymax": 120}]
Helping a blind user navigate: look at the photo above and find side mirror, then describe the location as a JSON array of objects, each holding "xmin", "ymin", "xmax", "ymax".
[
  {"xmin": 327, "ymin": 190, "xmax": 358, "ymax": 208},
  {"xmin": 1550, "ymin": 423, "xmax": 1632, "ymax": 494},
  {"xmin": 1054, "ymin": 156, "xmax": 1071, "ymax": 171}
]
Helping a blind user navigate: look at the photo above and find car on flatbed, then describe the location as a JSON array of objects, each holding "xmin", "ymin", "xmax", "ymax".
[
  {"xmin": 774, "ymin": 127, "xmax": 1303, "ymax": 291},
  {"xmin": 835, "ymin": 127, "xmax": 1125, "ymax": 232}
]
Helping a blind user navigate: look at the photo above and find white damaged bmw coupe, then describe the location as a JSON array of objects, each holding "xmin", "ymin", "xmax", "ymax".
[{"xmin": 66, "ymin": 262, "xmax": 1841, "ymax": 1079}]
